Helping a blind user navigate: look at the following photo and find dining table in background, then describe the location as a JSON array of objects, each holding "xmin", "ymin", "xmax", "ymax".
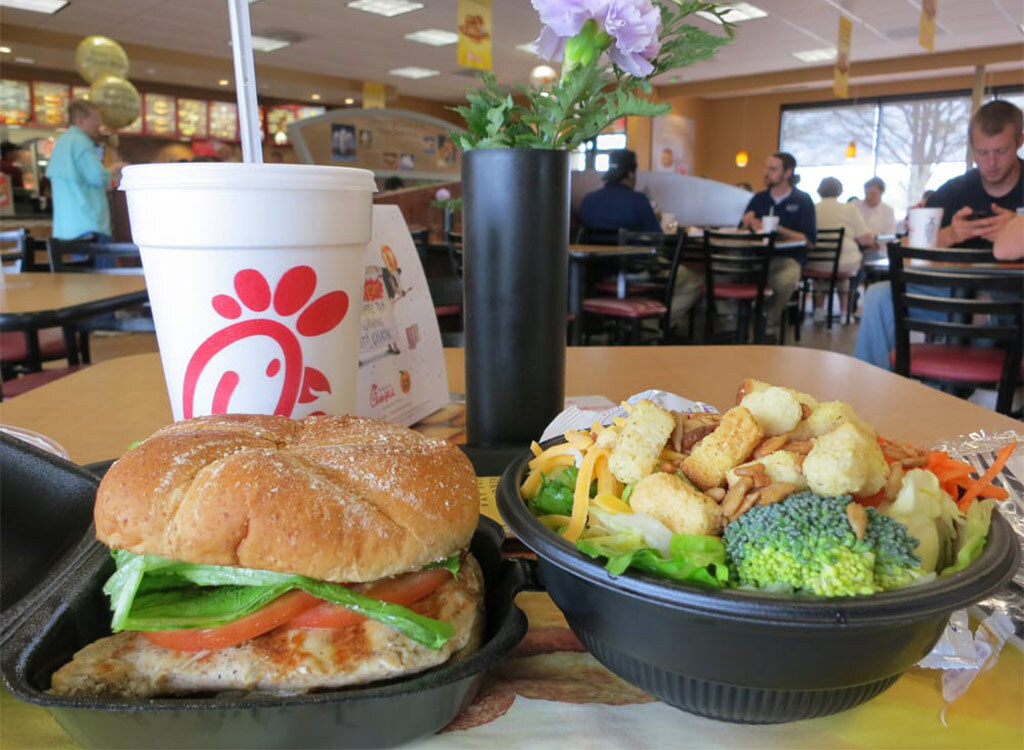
[
  {"xmin": 0, "ymin": 346, "xmax": 1021, "ymax": 750},
  {"xmin": 0, "ymin": 272, "xmax": 149, "ymax": 365},
  {"xmin": 567, "ymin": 243, "xmax": 660, "ymax": 345}
]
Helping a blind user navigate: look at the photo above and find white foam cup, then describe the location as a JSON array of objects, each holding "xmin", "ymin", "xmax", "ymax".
[
  {"xmin": 120, "ymin": 163, "xmax": 375, "ymax": 421},
  {"xmin": 907, "ymin": 207, "xmax": 943, "ymax": 247},
  {"xmin": 761, "ymin": 215, "xmax": 780, "ymax": 233}
]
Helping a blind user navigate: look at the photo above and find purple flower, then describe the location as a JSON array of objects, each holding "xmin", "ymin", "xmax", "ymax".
[
  {"xmin": 435, "ymin": 187, "xmax": 451, "ymax": 201},
  {"xmin": 531, "ymin": 0, "xmax": 661, "ymax": 77}
]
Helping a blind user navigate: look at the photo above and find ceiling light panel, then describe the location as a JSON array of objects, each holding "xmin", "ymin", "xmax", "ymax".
[
  {"xmin": 347, "ymin": 0, "xmax": 424, "ymax": 18},
  {"xmin": 249, "ymin": 35, "xmax": 291, "ymax": 52},
  {"xmin": 0, "ymin": 0, "xmax": 67, "ymax": 12},
  {"xmin": 405, "ymin": 29, "xmax": 458, "ymax": 46},
  {"xmin": 696, "ymin": 2, "xmax": 767, "ymax": 24},
  {"xmin": 791, "ymin": 47, "xmax": 836, "ymax": 63},
  {"xmin": 389, "ymin": 66, "xmax": 440, "ymax": 79}
]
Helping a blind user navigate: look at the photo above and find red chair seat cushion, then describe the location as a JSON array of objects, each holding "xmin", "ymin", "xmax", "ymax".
[
  {"xmin": 594, "ymin": 280, "xmax": 662, "ymax": 295},
  {"xmin": 434, "ymin": 305, "xmax": 461, "ymax": 317},
  {"xmin": 0, "ymin": 328, "xmax": 67, "ymax": 364},
  {"xmin": 583, "ymin": 297, "xmax": 667, "ymax": 318},
  {"xmin": 1, "ymin": 365, "xmax": 88, "ymax": 398},
  {"xmin": 889, "ymin": 344, "xmax": 1022, "ymax": 383},
  {"xmin": 712, "ymin": 283, "xmax": 773, "ymax": 301}
]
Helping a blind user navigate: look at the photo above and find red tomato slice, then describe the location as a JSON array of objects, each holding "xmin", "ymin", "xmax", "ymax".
[
  {"xmin": 287, "ymin": 567, "xmax": 453, "ymax": 630},
  {"xmin": 142, "ymin": 590, "xmax": 320, "ymax": 652}
]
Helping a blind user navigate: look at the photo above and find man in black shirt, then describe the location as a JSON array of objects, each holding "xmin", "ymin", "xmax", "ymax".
[
  {"xmin": 927, "ymin": 100, "xmax": 1023, "ymax": 248},
  {"xmin": 855, "ymin": 100, "xmax": 1023, "ymax": 371}
]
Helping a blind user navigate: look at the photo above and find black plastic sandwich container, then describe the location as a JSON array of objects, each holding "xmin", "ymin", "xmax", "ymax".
[{"xmin": 0, "ymin": 436, "xmax": 531, "ymax": 749}]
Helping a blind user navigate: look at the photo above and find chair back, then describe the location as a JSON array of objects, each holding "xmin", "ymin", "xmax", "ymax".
[
  {"xmin": 702, "ymin": 230, "xmax": 774, "ymax": 307},
  {"xmin": 887, "ymin": 242, "xmax": 1023, "ymax": 404},
  {"xmin": 48, "ymin": 238, "xmax": 142, "ymax": 274},
  {"xmin": 427, "ymin": 276, "xmax": 464, "ymax": 347},
  {"xmin": 445, "ymin": 230, "xmax": 463, "ymax": 276},
  {"xmin": 805, "ymin": 227, "xmax": 845, "ymax": 277},
  {"xmin": 0, "ymin": 229, "xmax": 49, "ymax": 273}
]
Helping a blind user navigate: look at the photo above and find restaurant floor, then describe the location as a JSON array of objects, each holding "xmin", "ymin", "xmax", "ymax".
[{"xmin": 83, "ymin": 318, "xmax": 861, "ymax": 365}]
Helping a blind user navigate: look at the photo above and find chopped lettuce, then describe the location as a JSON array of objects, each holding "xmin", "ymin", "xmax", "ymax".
[
  {"xmin": 881, "ymin": 469, "xmax": 963, "ymax": 573},
  {"xmin": 577, "ymin": 529, "xmax": 729, "ymax": 588},
  {"xmin": 940, "ymin": 499, "xmax": 996, "ymax": 577},
  {"xmin": 103, "ymin": 551, "xmax": 457, "ymax": 650},
  {"xmin": 528, "ymin": 467, "xmax": 579, "ymax": 516}
]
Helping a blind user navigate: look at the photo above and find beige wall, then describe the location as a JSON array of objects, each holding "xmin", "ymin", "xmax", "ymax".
[{"xmin": 634, "ymin": 69, "xmax": 1023, "ymax": 187}]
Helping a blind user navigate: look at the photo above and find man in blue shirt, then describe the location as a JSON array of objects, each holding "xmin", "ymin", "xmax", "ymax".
[
  {"xmin": 47, "ymin": 100, "xmax": 125, "ymax": 244},
  {"xmin": 740, "ymin": 151, "xmax": 817, "ymax": 328},
  {"xmin": 579, "ymin": 150, "xmax": 660, "ymax": 244},
  {"xmin": 578, "ymin": 150, "xmax": 701, "ymax": 331}
]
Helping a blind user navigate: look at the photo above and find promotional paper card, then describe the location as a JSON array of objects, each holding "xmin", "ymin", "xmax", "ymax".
[{"xmin": 355, "ymin": 205, "xmax": 448, "ymax": 425}]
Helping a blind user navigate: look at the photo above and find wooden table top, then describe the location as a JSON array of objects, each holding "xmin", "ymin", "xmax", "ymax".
[
  {"xmin": 0, "ymin": 273, "xmax": 147, "ymax": 317},
  {"xmin": 569, "ymin": 244, "xmax": 658, "ymax": 257},
  {"xmin": 1, "ymin": 346, "xmax": 1018, "ymax": 466}
]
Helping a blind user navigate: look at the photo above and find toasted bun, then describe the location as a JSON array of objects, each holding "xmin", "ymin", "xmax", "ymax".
[{"xmin": 94, "ymin": 414, "xmax": 479, "ymax": 582}]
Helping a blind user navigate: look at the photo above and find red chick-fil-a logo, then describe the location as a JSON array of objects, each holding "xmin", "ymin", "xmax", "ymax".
[
  {"xmin": 182, "ymin": 266, "xmax": 348, "ymax": 419},
  {"xmin": 369, "ymin": 383, "xmax": 395, "ymax": 407}
]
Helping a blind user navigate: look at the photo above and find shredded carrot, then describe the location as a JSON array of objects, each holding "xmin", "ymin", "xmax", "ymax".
[{"xmin": 955, "ymin": 441, "xmax": 1017, "ymax": 510}]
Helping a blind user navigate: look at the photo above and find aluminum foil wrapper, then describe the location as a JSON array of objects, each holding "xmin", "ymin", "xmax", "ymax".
[
  {"xmin": 540, "ymin": 390, "xmax": 716, "ymax": 443},
  {"xmin": 929, "ymin": 429, "xmax": 1024, "ymax": 640}
]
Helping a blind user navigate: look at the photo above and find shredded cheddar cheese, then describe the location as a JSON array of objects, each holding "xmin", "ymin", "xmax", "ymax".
[
  {"xmin": 530, "ymin": 441, "xmax": 543, "ymax": 458},
  {"xmin": 592, "ymin": 492, "xmax": 633, "ymax": 514},
  {"xmin": 564, "ymin": 447, "xmax": 604, "ymax": 543}
]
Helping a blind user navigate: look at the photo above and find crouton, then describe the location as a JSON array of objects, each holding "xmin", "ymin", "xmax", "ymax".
[
  {"xmin": 803, "ymin": 422, "xmax": 888, "ymax": 497},
  {"xmin": 607, "ymin": 399, "xmax": 675, "ymax": 485},
  {"xmin": 806, "ymin": 401, "xmax": 876, "ymax": 441},
  {"xmin": 681, "ymin": 406, "xmax": 764, "ymax": 489},
  {"xmin": 740, "ymin": 386, "xmax": 803, "ymax": 436},
  {"xmin": 726, "ymin": 450, "xmax": 808, "ymax": 491},
  {"xmin": 629, "ymin": 471, "xmax": 724, "ymax": 536},
  {"xmin": 735, "ymin": 378, "xmax": 818, "ymax": 409}
]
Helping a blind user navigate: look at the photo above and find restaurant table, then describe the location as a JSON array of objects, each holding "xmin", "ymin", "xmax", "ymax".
[
  {"xmin": 0, "ymin": 273, "xmax": 149, "ymax": 364},
  {"xmin": 1, "ymin": 347, "xmax": 1021, "ymax": 749},
  {"xmin": 567, "ymin": 243, "xmax": 660, "ymax": 345}
]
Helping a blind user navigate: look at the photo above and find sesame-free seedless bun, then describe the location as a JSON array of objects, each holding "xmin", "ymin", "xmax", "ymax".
[{"xmin": 94, "ymin": 414, "xmax": 480, "ymax": 583}]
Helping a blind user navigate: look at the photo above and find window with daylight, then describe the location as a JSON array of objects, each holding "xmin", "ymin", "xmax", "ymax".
[
  {"xmin": 571, "ymin": 119, "xmax": 628, "ymax": 172},
  {"xmin": 779, "ymin": 88, "xmax": 1023, "ymax": 221}
]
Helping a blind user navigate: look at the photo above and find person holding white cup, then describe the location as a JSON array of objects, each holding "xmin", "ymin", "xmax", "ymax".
[{"xmin": 738, "ymin": 152, "xmax": 818, "ymax": 330}]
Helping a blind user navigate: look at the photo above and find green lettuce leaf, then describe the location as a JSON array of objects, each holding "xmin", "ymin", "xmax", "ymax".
[
  {"xmin": 529, "ymin": 466, "xmax": 580, "ymax": 516},
  {"xmin": 104, "ymin": 551, "xmax": 456, "ymax": 650},
  {"xmin": 424, "ymin": 553, "xmax": 462, "ymax": 578},
  {"xmin": 940, "ymin": 499, "xmax": 996, "ymax": 577},
  {"xmin": 576, "ymin": 532, "xmax": 728, "ymax": 588}
]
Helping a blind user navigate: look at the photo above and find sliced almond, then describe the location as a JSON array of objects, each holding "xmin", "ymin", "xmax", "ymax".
[
  {"xmin": 734, "ymin": 463, "xmax": 768, "ymax": 479},
  {"xmin": 671, "ymin": 411, "xmax": 684, "ymax": 453},
  {"xmin": 759, "ymin": 481, "xmax": 797, "ymax": 506},
  {"xmin": 682, "ymin": 424, "xmax": 717, "ymax": 452},
  {"xmin": 721, "ymin": 477, "xmax": 753, "ymax": 517},
  {"xmin": 900, "ymin": 455, "xmax": 927, "ymax": 468},
  {"xmin": 846, "ymin": 502, "xmax": 868, "ymax": 540},
  {"xmin": 785, "ymin": 440, "xmax": 814, "ymax": 455},
  {"xmin": 731, "ymin": 490, "xmax": 761, "ymax": 520},
  {"xmin": 885, "ymin": 462, "xmax": 904, "ymax": 502},
  {"xmin": 800, "ymin": 403, "xmax": 813, "ymax": 419},
  {"xmin": 754, "ymin": 433, "xmax": 790, "ymax": 458}
]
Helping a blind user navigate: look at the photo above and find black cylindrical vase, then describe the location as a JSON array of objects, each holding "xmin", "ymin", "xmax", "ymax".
[{"xmin": 463, "ymin": 148, "xmax": 569, "ymax": 446}]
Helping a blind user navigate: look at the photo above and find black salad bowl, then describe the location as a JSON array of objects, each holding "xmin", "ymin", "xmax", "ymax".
[{"xmin": 496, "ymin": 439, "xmax": 1020, "ymax": 724}]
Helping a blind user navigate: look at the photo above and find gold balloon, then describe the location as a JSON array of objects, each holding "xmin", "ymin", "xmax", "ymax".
[
  {"xmin": 76, "ymin": 35, "xmax": 129, "ymax": 83},
  {"xmin": 89, "ymin": 75, "xmax": 141, "ymax": 130}
]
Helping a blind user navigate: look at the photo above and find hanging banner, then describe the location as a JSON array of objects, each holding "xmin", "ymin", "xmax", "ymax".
[
  {"xmin": 919, "ymin": 0, "xmax": 937, "ymax": 52},
  {"xmin": 363, "ymin": 81, "xmax": 386, "ymax": 110},
  {"xmin": 833, "ymin": 15, "xmax": 852, "ymax": 99},
  {"xmin": 457, "ymin": 0, "xmax": 492, "ymax": 71}
]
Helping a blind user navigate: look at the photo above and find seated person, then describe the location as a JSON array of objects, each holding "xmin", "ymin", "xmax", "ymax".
[
  {"xmin": 854, "ymin": 176, "xmax": 896, "ymax": 252},
  {"xmin": 810, "ymin": 177, "xmax": 874, "ymax": 322},
  {"xmin": 739, "ymin": 151, "xmax": 817, "ymax": 327},
  {"xmin": 854, "ymin": 100, "xmax": 1023, "ymax": 371},
  {"xmin": 579, "ymin": 150, "xmax": 701, "ymax": 332}
]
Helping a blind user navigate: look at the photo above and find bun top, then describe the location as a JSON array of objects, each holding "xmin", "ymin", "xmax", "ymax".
[{"xmin": 95, "ymin": 414, "xmax": 479, "ymax": 582}]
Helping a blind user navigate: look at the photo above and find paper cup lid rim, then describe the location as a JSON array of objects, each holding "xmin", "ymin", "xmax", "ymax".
[{"xmin": 119, "ymin": 163, "xmax": 377, "ymax": 192}]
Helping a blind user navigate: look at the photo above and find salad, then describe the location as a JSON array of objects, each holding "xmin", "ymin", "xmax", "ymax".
[{"xmin": 520, "ymin": 379, "xmax": 1015, "ymax": 597}]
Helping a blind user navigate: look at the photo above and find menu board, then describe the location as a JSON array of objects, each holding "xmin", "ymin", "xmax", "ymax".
[
  {"xmin": 0, "ymin": 80, "xmax": 30, "ymax": 125},
  {"xmin": 144, "ymin": 93, "xmax": 176, "ymax": 136},
  {"xmin": 33, "ymin": 82, "xmax": 70, "ymax": 127},
  {"xmin": 296, "ymin": 106, "xmax": 325, "ymax": 121},
  {"xmin": 177, "ymin": 98, "xmax": 208, "ymax": 139},
  {"xmin": 71, "ymin": 85, "xmax": 90, "ymax": 101},
  {"xmin": 208, "ymin": 101, "xmax": 238, "ymax": 140}
]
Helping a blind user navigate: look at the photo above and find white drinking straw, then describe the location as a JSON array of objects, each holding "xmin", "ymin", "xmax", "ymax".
[{"xmin": 227, "ymin": 0, "xmax": 263, "ymax": 164}]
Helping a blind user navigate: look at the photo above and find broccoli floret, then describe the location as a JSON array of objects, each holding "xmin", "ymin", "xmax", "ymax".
[{"xmin": 723, "ymin": 491, "xmax": 923, "ymax": 597}]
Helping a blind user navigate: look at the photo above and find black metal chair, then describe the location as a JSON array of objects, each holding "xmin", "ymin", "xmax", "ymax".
[
  {"xmin": 888, "ymin": 242, "xmax": 1023, "ymax": 416},
  {"xmin": 0, "ymin": 229, "xmax": 48, "ymax": 273},
  {"xmin": 47, "ymin": 238, "xmax": 151, "ymax": 364},
  {"xmin": 427, "ymin": 276, "xmax": 464, "ymax": 347},
  {"xmin": 409, "ymin": 227, "xmax": 430, "ymax": 268},
  {"xmin": 701, "ymin": 230, "xmax": 775, "ymax": 344},
  {"xmin": 445, "ymin": 231, "xmax": 463, "ymax": 277},
  {"xmin": 581, "ymin": 232, "xmax": 687, "ymax": 345},
  {"xmin": 798, "ymin": 227, "xmax": 847, "ymax": 332}
]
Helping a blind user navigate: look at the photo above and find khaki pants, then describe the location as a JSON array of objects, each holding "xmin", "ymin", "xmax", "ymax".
[
  {"xmin": 669, "ymin": 265, "xmax": 705, "ymax": 329},
  {"xmin": 767, "ymin": 257, "xmax": 801, "ymax": 327}
]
